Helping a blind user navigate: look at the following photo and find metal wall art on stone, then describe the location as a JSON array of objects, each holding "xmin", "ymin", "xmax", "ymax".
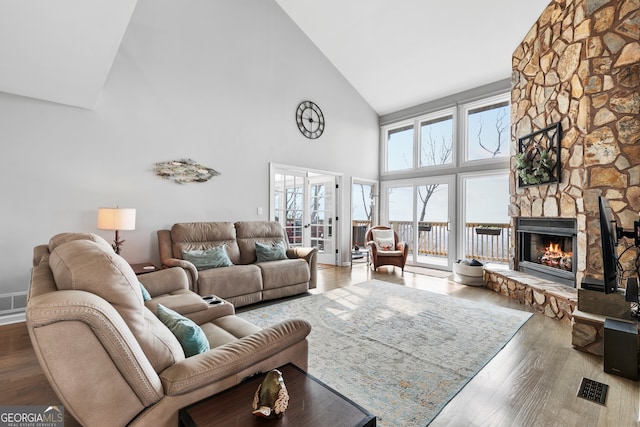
[
  {"xmin": 516, "ymin": 122, "xmax": 561, "ymax": 187},
  {"xmin": 154, "ymin": 159, "xmax": 220, "ymax": 184}
]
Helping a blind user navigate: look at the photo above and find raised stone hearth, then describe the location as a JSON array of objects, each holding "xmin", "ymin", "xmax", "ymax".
[
  {"xmin": 485, "ymin": 266, "xmax": 639, "ymax": 362},
  {"xmin": 484, "ymin": 265, "xmax": 577, "ymax": 323}
]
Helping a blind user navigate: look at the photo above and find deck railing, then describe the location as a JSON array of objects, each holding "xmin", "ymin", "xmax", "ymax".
[{"xmin": 352, "ymin": 220, "xmax": 510, "ymax": 264}]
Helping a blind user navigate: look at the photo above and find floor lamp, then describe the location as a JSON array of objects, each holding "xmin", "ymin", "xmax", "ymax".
[{"xmin": 97, "ymin": 207, "xmax": 136, "ymax": 255}]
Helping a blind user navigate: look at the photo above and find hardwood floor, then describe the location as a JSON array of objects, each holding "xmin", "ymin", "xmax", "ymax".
[{"xmin": 2, "ymin": 264, "xmax": 638, "ymax": 426}]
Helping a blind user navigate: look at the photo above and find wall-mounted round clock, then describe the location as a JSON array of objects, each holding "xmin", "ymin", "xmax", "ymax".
[{"xmin": 296, "ymin": 100, "xmax": 325, "ymax": 139}]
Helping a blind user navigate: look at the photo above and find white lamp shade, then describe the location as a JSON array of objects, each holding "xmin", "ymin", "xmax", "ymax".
[{"xmin": 97, "ymin": 208, "xmax": 136, "ymax": 231}]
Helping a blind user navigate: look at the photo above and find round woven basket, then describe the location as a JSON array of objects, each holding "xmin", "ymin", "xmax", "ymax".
[{"xmin": 452, "ymin": 263, "xmax": 484, "ymax": 286}]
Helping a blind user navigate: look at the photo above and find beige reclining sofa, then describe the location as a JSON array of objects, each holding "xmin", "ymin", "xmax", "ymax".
[
  {"xmin": 27, "ymin": 232, "xmax": 311, "ymax": 427},
  {"xmin": 158, "ymin": 221, "xmax": 317, "ymax": 307}
]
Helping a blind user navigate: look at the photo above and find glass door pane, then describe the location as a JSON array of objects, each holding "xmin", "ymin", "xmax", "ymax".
[
  {"xmin": 309, "ymin": 175, "xmax": 336, "ymax": 265},
  {"xmin": 273, "ymin": 171, "xmax": 305, "ymax": 247},
  {"xmin": 415, "ymin": 176, "xmax": 454, "ymax": 268},
  {"xmin": 351, "ymin": 180, "xmax": 377, "ymax": 249},
  {"xmin": 387, "ymin": 186, "xmax": 415, "ymax": 261},
  {"xmin": 383, "ymin": 176, "xmax": 455, "ymax": 270},
  {"xmin": 461, "ymin": 172, "xmax": 510, "ymax": 264}
]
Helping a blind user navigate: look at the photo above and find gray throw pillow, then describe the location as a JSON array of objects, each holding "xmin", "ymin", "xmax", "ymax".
[
  {"xmin": 255, "ymin": 241, "xmax": 287, "ymax": 263},
  {"xmin": 182, "ymin": 245, "xmax": 233, "ymax": 270}
]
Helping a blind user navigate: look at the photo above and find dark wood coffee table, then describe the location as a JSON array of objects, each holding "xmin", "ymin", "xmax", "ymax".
[{"xmin": 179, "ymin": 363, "xmax": 376, "ymax": 427}]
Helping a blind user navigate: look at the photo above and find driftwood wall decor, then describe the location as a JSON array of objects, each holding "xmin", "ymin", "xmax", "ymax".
[{"xmin": 154, "ymin": 159, "xmax": 220, "ymax": 184}]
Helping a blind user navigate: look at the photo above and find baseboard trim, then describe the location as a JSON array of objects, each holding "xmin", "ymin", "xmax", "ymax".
[{"xmin": 0, "ymin": 312, "xmax": 26, "ymax": 325}]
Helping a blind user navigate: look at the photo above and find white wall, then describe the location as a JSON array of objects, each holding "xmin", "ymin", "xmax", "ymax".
[{"xmin": 0, "ymin": 0, "xmax": 379, "ymax": 296}]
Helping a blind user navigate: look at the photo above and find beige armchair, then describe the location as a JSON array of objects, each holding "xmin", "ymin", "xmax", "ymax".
[
  {"xmin": 27, "ymin": 233, "xmax": 310, "ymax": 427},
  {"xmin": 365, "ymin": 226, "xmax": 408, "ymax": 272}
]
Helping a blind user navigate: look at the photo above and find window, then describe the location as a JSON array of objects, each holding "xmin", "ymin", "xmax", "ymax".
[
  {"xmin": 380, "ymin": 89, "xmax": 511, "ymax": 268},
  {"xmin": 382, "ymin": 176, "xmax": 455, "ymax": 269},
  {"xmin": 461, "ymin": 172, "xmax": 510, "ymax": 264},
  {"xmin": 351, "ymin": 179, "xmax": 378, "ymax": 249},
  {"xmin": 419, "ymin": 113, "xmax": 453, "ymax": 168},
  {"xmin": 386, "ymin": 124, "xmax": 414, "ymax": 171},
  {"xmin": 383, "ymin": 109, "xmax": 454, "ymax": 174},
  {"xmin": 463, "ymin": 94, "xmax": 510, "ymax": 162}
]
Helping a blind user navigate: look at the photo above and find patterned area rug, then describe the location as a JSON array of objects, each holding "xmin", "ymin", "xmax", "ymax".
[
  {"xmin": 404, "ymin": 265, "xmax": 454, "ymax": 278},
  {"xmin": 238, "ymin": 280, "xmax": 531, "ymax": 426}
]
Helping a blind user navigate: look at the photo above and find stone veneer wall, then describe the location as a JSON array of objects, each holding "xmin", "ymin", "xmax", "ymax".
[{"xmin": 510, "ymin": 0, "xmax": 640, "ymax": 287}]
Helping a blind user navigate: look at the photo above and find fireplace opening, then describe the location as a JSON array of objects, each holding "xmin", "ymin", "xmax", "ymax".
[
  {"xmin": 516, "ymin": 217, "xmax": 577, "ymax": 287},
  {"xmin": 525, "ymin": 235, "xmax": 573, "ymax": 271}
]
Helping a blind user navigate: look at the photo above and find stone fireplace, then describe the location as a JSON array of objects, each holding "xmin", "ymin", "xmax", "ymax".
[
  {"xmin": 516, "ymin": 217, "xmax": 577, "ymax": 286},
  {"xmin": 485, "ymin": 0, "xmax": 639, "ymax": 322},
  {"xmin": 509, "ymin": 0, "xmax": 640, "ymax": 289}
]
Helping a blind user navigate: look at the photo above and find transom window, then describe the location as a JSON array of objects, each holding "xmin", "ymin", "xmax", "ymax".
[
  {"xmin": 382, "ymin": 93, "xmax": 510, "ymax": 174},
  {"xmin": 383, "ymin": 108, "xmax": 454, "ymax": 173},
  {"xmin": 386, "ymin": 124, "xmax": 414, "ymax": 172},
  {"xmin": 419, "ymin": 113, "xmax": 453, "ymax": 168},
  {"xmin": 463, "ymin": 94, "xmax": 510, "ymax": 162}
]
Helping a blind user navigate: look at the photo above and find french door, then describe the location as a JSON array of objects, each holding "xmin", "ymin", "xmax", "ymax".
[
  {"xmin": 271, "ymin": 165, "xmax": 339, "ymax": 265},
  {"xmin": 381, "ymin": 175, "xmax": 455, "ymax": 270}
]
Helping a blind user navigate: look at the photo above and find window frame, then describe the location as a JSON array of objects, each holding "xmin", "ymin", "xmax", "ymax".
[
  {"xmin": 381, "ymin": 119, "xmax": 415, "ymax": 173},
  {"xmin": 457, "ymin": 169, "xmax": 511, "ymax": 264},
  {"xmin": 460, "ymin": 92, "xmax": 511, "ymax": 166},
  {"xmin": 381, "ymin": 107, "xmax": 456, "ymax": 176},
  {"xmin": 417, "ymin": 107, "xmax": 456, "ymax": 171},
  {"xmin": 379, "ymin": 88, "xmax": 512, "ymax": 267}
]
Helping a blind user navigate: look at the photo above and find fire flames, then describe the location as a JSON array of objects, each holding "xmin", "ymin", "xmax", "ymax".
[{"xmin": 539, "ymin": 242, "xmax": 573, "ymax": 271}]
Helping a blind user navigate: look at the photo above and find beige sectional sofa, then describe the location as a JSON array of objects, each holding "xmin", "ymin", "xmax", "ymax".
[
  {"xmin": 158, "ymin": 221, "xmax": 318, "ymax": 307},
  {"xmin": 27, "ymin": 232, "xmax": 311, "ymax": 427}
]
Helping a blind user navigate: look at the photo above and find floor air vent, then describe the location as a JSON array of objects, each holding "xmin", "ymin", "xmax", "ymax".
[{"xmin": 577, "ymin": 378, "xmax": 608, "ymax": 405}]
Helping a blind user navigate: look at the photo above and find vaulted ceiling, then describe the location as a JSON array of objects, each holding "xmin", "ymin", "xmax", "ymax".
[
  {"xmin": 0, "ymin": 0, "xmax": 137, "ymax": 109},
  {"xmin": 275, "ymin": 0, "xmax": 551, "ymax": 115},
  {"xmin": 0, "ymin": 0, "xmax": 550, "ymax": 114}
]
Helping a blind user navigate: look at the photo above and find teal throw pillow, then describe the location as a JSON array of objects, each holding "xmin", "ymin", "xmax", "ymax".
[
  {"xmin": 139, "ymin": 282, "xmax": 152, "ymax": 302},
  {"xmin": 255, "ymin": 241, "xmax": 287, "ymax": 263},
  {"xmin": 182, "ymin": 245, "xmax": 233, "ymax": 270},
  {"xmin": 156, "ymin": 304, "xmax": 210, "ymax": 357}
]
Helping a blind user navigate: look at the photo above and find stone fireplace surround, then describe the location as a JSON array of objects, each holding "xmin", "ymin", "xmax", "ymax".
[
  {"xmin": 509, "ymin": 0, "xmax": 640, "ymax": 286},
  {"xmin": 485, "ymin": 0, "xmax": 640, "ymax": 341}
]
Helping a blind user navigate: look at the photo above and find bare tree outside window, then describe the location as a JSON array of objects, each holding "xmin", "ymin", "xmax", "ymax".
[
  {"xmin": 467, "ymin": 101, "xmax": 509, "ymax": 161},
  {"xmin": 354, "ymin": 184, "xmax": 372, "ymax": 221},
  {"xmin": 310, "ymin": 184, "xmax": 323, "ymax": 225},
  {"xmin": 286, "ymin": 186, "xmax": 303, "ymax": 222},
  {"xmin": 352, "ymin": 182, "xmax": 375, "ymax": 248},
  {"xmin": 417, "ymin": 117, "xmax": 453, "ymax": 221},
  {"xmin": 273, "ymin": 174, "xmax": 304, "ymax": 245}
]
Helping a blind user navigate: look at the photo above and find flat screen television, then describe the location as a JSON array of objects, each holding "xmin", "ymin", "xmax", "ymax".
[{"xmin": 599, "ymin": 196, "xmax": 619, "ymax": 294}]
